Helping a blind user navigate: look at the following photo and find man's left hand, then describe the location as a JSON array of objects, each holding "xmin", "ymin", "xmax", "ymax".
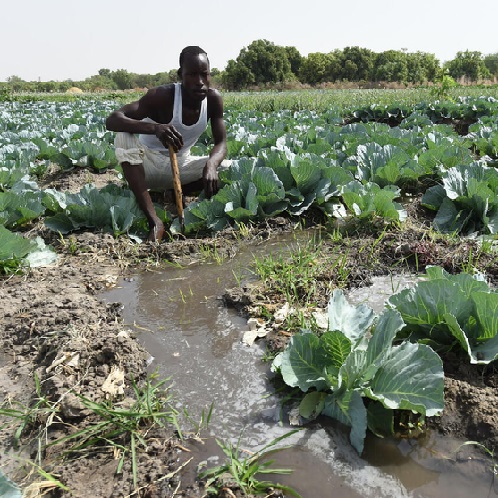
[{"xmin": 203, "ymin": 161, "xmax": 219, "ymax": 198}]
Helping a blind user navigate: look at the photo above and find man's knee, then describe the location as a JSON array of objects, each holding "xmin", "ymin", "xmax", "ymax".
[
  {"xmin": 114, "ymin": 132, "xmax": 144, "ymax": 166},
  {"xmin": 114, "ymin": 132, "xmax": 138, "ymax": 149}
]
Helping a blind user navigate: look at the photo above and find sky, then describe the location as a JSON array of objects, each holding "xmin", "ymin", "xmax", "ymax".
[{"xmin": 3, "ymin": 0, "xmax": 497, "ymax": 82}]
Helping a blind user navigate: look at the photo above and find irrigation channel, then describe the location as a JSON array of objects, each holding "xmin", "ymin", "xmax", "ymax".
[{"xmin": 102, "ymin": 231, "xmax": 498, "ymax": 498}]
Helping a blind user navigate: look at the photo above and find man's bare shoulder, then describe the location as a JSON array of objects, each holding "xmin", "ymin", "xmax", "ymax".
[
  {"xmin": 142, "ymin": 83, "xmax": 175, "ymax": 105},
  {"xmin": 207, "ymin": 87, "xmax": 222, "ymax": 100},
  {"xmin": 207, "ymin": 88, "xmax": 224, "ymax": 115}
]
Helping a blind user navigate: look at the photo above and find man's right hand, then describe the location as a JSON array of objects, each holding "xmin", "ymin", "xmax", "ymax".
[{"xmin": 155, "ymin": 124, "xmax": 183, "ymax": 152}]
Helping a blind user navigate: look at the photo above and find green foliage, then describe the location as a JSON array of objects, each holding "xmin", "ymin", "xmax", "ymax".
[
  {"xmin": 1, "ymin": 373, "xmax": 180, "ymax": 491},
  {"xmin": 388, "ymin": 266, "xmax": 498, "ymax": 363},
  {"xmin": 51, "ymin": 374, "xmax": 180, "ymax": 489},
  {"xmin": 44, "ymin": 184, "xmax": 169, "ymax": 238},
  {"xmin": 223, "ymin": 39, "xmax": 295, "ymax": 90},
  {"xmin": 421, "ymin": 162, "xmax": 498, "ymax": 235},
  {"xmin": 468, "ymin": 123, "xmax": 498, "ymax": 161},
  {"xmin": 340, "ymin": 181, "xmax": 407, "ymax": 224},
  {"xmin": 198, "ymin": 430, "xmax": 302, "ymax": 497},
  {"xmin": 251, "ymin": 237, "xmax": 336, "ymax": 307},
  {"xmin": 271, "ymin": 290, "xmax": 444, "ymax": 454},
  {"xmin": 0, "ymin": 225, "xmax": 56, "ymax": 274},
  {"xmin": 444, "ymin": 50, "xmax": 491, "ymax": 82},
  {"xmin": 0, "ymin": 189, "xmax": 45, "ymax": 228},
  {"xmin": 430, "ymin": 71, "xmax": 458, "ymax": 101},
  {"xmin": 483, "ymin": 53, "xmax": 498, "ymax": 78},
  {"xmin": 3, "ymin": 92, "xmax": 498, "ymax": 241},
  {"xmin": 374, "ymin": 50, "xmax": 409, "ymax": 83},
  {"xmin": 0, "ymin": 373, "xmax": 58, "ymax": 449},
  {"xmin": 342, "ymin": 143, "xmax": 427, "ymax": 188},
  {"xmin": 3, "ymin": 41, "xmax": 498, "ymax": 93}
]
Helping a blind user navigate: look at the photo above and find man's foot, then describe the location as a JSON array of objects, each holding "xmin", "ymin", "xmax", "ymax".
[{"xmin": 148, "ymin": 220, "xmax": 165, "ymax": 243}]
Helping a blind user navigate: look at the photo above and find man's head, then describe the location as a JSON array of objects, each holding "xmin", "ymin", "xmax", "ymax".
[
  {"xmin": 179, "ymin": 46, "xmax": 209, "ymax": 68},
  {"xmin": 178, "ymin": 46, "xmax": 211, "ymax": 102}
]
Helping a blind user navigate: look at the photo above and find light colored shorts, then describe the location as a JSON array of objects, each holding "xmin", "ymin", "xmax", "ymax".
[{"xmin": 114, "ymin": 132, "xmax": 231, "ymax": 192}]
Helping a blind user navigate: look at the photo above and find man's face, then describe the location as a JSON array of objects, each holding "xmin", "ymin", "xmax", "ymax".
[{"xmin": 180, "ymin": 53, "xmax": 211, "ymax": 102}]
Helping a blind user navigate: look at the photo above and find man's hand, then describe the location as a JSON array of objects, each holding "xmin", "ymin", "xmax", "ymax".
[
  {"xmin": 155, "ymin": 124, "xmax": 183, "ymax": 152},
  {"xmin": 203, "ymin": 161, "xmax": 219, "ymax": 198}
]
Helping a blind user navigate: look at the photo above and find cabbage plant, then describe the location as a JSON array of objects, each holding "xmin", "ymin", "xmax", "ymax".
[
  {"xmin": 388, "ymin": 266, "xmax": 498, "ymax": 364},
  {"xmin": 0, "ymin": 225, "xmax": 56, "ymax": 274},
  {"xmin": 271, "ymin": 290, "xmax": 444, "ymax": 454},
  {"xmin": 422, "ymin": 162, "xmax": 498, "ymax": 235},
  {"xmin": 44, "ymin": 184, "xmax": 161, "ymax": 237}
]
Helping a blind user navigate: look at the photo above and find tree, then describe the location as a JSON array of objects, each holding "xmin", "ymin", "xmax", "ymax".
[
  {"xmin": 284, "ymin": 46, "xmax": 303, "ymax": 77},
  {"xmin": 406, "ymin": 52, "xmax": 440, "ymax": 83},
  {"xmin": 374, "ymin": 50, "xmax": 408, "ymax": 83},
  {"xmin": 223, "ymin": 39, "xmax": 294, "ymax": 89},
  {"xmin": 6, "ymin": 75, "xmax": 24, "ymax": 83},
  {"xmin": 222, "ymin": 59, "xmax": 254, "ymax": 90},
  {"xmin": 111, "ymin": 69, "xmax": 133, "ymax": 90},
  {"xmin": 299, "ymin": 52, "xmax": 332, "ymax": 84},
  {"xmin": 6, "ymin": 75, "xmax": 25, "ymax": 92},
  {"xmin": 340, "ymin": 46, "xmax": 375, "ymax": 81},
  {"xmin": 84, "ymin": 74, "xmax": 117, "ymax": 91},
  {"xmin": 483, "ymin": 53, "xmax": 498, "ymax": 78},
  {"xmin": 444, "ymin": 51, "xmax": 491, "ymax": 81}
]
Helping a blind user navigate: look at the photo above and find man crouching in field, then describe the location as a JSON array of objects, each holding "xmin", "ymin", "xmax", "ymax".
[{"xmin": 106, "ymin": 46, "xmax": 230, "ymax": 242}]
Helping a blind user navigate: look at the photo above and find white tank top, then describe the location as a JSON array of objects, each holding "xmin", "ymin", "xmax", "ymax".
[{"xmin": 139, "ymin": 83, "xmax": 208, "ymax": 157}]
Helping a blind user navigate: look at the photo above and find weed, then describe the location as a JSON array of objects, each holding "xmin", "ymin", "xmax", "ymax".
[
  {"xmin": 199, "ymin": 242, "xmax": 225, "ymax": 265},
  {"xmin": 30, "ymin": 160, "xmax": 51, "ymax": 180},
  {"xmin": 182, "ymin": 403, "xmax": 214, "ymax": 439},
  {"xmin": 282, "ymin": 309, "xmax": 318, "ymax": 335},
  {"xmin": 198, "ymin": 430, "xmax": 302, "ymax": 497},
  {"xmin": 0, "ymin": 374, "xmax": 59, "ymax": 451},
  {"xmin": 231, "ymin": 268, "xmax": 243, "ymax": 287},
  {"xmin": 235, "ymin": 220, "xmax": 251, "ymax": 238},
  {"xmin": 58, "ymin": 232, "xmax": 78, "ymax": 254},
  {"xmin": 327, "ymin": 227, "xmax": 343, "ymax": 242},
  {"xmin": 47, "ymin": 373, "xmax": 180, "ymax": 489},
  {"xmin": 251, "ymin": 238, "xmax": 323, "ymax": 307},
  {"xmin": 0, "ymin": 254, "xmax": 26, "ymax": 275},
  {"xmin": 261, "ymin": 347, "xmax": 278, "ymax": 363},
  {"xmin": 430, "ymin": 71, "xmax": 457, "ymax": 102},
  {"xmin": 178, "ymin": 286, "xmax": 193, "ymax": 303},
  {"xmin": 22, "ymin": 460, "xmax": 70, "ymax": 493},
  {"xmin": 1, "ymin": 372, "xmax": 181, "ymax": 492}
]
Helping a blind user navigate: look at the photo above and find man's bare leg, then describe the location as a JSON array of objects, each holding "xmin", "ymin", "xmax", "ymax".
[{"xmin": 121, "ymin": 162, "xmax": 164, "ymax": 242}]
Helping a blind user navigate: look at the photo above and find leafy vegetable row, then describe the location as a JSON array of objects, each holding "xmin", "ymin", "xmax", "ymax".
[
  {"xmin": 271, "ymin": 265, "xmax": 498, "ymax": 454},
  {"xmin": 1, "ymin": 96, "xmax": 498, "ymax": 272}
]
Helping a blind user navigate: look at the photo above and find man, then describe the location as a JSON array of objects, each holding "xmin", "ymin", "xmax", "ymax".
[{"xmin": 106, "ymin": 46, "xmax": 229, "ymax": 242}]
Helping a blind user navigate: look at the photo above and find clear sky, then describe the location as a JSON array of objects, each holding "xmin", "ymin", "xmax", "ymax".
[{"xmin": 3, "ymin": 0, "xmax": 497, "ymax": 82}]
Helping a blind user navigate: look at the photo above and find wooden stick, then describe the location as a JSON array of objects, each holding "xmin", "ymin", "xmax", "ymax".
[{"xmin": 168, "ymin": 145, "xmax": 184, "ymax": 229}]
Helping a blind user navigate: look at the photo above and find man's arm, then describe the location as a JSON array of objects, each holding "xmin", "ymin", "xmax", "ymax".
[
  {"xmin": 106, "ymin": 86, "xmax": 184, "ymax": 151},
  {"xmin": 106, "ymin": 88, "xmax": 158, "ymax": 134},
  {"xmin": 203, "ymin": 89, "xmax": 228, "ymax": 197},
  {"xmin": 207, "ymin": 90, "xmax": 228, "ymax": 166}
]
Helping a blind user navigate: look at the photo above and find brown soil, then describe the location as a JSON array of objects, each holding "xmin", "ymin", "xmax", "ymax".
[{"xmin": 2, "ymin": 168, "xmax": 498, "ymax": 497}]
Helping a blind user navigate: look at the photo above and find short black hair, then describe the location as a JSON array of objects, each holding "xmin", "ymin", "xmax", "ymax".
[{"xmin": 179, "ymin": 46, "xmax": 208, "ymax": 68}]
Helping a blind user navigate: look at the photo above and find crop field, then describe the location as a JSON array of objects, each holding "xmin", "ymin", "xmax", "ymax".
[
  {"xmin": 2, "ymin": 87, "xmax": 498, "ymax": 497},
  {"xmin": 2, "ymin": 88, "xmax": 498, "ymax": 261}
]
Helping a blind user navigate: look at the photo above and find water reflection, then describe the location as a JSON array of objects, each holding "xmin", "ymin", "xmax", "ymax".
[{"xmin": 114, "ymin": 270, "xmax": 243, "ymax": 359}]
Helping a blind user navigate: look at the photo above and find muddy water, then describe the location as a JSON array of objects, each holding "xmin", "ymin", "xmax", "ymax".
[{"xmin": 102, "ymin": 233, "xmax": 498, "ymax": 498}]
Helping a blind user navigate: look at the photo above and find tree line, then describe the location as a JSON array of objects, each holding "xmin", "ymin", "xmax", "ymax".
[{"xmin": 3, "ymin": 39, "xmax": 498, "ymax": 93}]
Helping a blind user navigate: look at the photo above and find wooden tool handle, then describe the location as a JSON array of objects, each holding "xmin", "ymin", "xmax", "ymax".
[{"xmin": 168, "ymin": 145, "xmax": 184, "ymax": 225}]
